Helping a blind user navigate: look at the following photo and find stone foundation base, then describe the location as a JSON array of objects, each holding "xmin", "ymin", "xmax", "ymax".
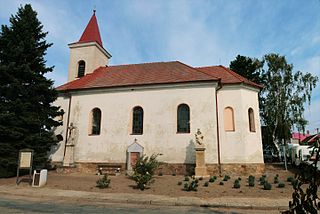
[{"xmin": 52, "ymin": 161, "xmax": 265, "ymax": 176}]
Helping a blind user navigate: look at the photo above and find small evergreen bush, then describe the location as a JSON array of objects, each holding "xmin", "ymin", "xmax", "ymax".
[
  {"xmin": 248, "ymin": 175, "xmax": 255, "ymax": 187},
  {"xmin": 234, "ymin": 179, "xmax": 241, "ymax": 188},
  {"xmin": 184, "ymin": 176, "xmax": 190, "ymax": 181},
  {"xmin": 177, "ymin": 181, "xmax": 182, "ymax": 185},
  {"xmin": 172, "ymin": 173, "xmax": 176, "ymax": 176},
  {"xmin": 209, "ymin": 176, "xmax": 216, "ymax": 183},
  {"xmin": 199, "ymin": 177, "xmax": 203, "ymax": 181},
  {"xmin": 274, "ymin": 176, "xmax": 279, "ymax": 184},
  {"xmin": 287, "ymin": 176, "xmax": 294, "ymax": 182},
  {"xmin": 158, "ymin": 172, "xmax": 163, "ymax": 176},
  {"xmin": 264, "ymin": 182, "xmax": 272, "ymax": 190},
  {"xmin": 183, "ymin": 178, "xmax": 198, "ymax": 191},
  {"xmin": 278, "ymin": 183, "xmax": 285, "ymax": 188},
  {"xmin": 223, "ymin": 175, "xmax": 230, "ymax": 181},
  {"xmin": 96, "ymin": 174, "xmax": 110, "ymax": 189},
  {"xmin": 204, "ymin": 181, "xmax": 209, "ymax": 187},
  {"xmin": 219, "ymin": 181, "xmax": 224, "ymax": 185}
]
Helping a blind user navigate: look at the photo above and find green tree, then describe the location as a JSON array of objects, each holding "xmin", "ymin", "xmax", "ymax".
[
  {"xmin": 229, "ymin": 54, "xmax": 264, "ymax": 84},
  {"xmin": 261, "ymin": 54, "xmax": 318, "ymax": 145},
  {"xmin": 230, "ymin": 54, "xmax": 318, "ymax": 147},
  {"xmin": 0, "ymin": 4, "xmax": 62, "ymax": 177}
]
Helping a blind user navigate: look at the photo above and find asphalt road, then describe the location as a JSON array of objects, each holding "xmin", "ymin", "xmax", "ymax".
[{"xmin": 0, "ymin": 198, "xmax": 274, "ymax": 214}]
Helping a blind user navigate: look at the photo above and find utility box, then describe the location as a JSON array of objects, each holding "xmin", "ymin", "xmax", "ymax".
[{"xmin": 32, "ymin": 169, "xmax": 48, "ymax": 187}]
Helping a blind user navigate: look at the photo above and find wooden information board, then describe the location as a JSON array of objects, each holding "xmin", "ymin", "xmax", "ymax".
[{"xmin": 16, "ymin": 149, "xmax": 34, "ymax": 185}]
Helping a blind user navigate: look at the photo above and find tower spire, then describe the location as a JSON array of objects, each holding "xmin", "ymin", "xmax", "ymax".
[{"xmin": 78, "ymin": 11, "xmax": 103, "ymax": 47}]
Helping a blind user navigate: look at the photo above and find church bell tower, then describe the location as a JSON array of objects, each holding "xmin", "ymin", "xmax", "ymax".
[{"xmin": 67, "ymin": 10, "xmax": 111, "ymax": 82}]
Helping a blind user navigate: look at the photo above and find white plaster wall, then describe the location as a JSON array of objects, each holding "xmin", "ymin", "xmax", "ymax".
[
  {"xmin": 50, "ymin": 95, "xmax": 70, "ymax": 162},
  {"xmin": 68, "ymin": 43, "xmax": 109, "ymax": 82},
  {"xmin": 217, "ymin": 85, "xmax": 263, "ymax": 163},
  {"xmin": 53, "ymin": 84, "xmax": 219, "ymax": 165}
]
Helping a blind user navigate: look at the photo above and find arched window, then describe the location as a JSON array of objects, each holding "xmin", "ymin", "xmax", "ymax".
[
  {"xmin": 77, "ymin": 60, "xmax": 86, "ymax": 77},
  {"xmin": 90, "ymin": 108, "xmax": 101, "ymax": 135},
  {"xmin": 132, "ymin": 106, "xmax": 143, "ymax": 134},
  {"xmin": 248, "ymin": 108, "xmax": 255, "ymax": 132},
  {"xmin": 177, "ymin": 104, "xmax": 190, "ymax": 133},
  {"xmin": 224, "ymin": 107, "xmax": 235, "ymax": 131}
]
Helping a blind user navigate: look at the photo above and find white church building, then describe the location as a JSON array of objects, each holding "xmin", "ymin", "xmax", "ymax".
[{"xmin": 50, "ymin": 12, "xmax": 264, "ymax": 175}]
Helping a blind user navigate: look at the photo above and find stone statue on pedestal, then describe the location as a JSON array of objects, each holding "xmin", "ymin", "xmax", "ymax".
[
  {"xmin": 63, "ymin": 123, "xmax": 77, "ymax": 167},
  {"xmin": 194, "ymin": 128, "xmax": 209, "ymax": 178}
]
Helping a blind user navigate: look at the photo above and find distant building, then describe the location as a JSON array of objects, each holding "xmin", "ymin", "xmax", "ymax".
[
  {"xmin": 50, "ymin": 11, "xmax": 264, "ymax": 174},
  {"xmin": 291, "ymin": 131, "xmax": 310, "ymax": 144}
]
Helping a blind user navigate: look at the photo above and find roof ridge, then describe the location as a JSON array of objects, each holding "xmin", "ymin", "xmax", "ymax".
[{"xmin": 108, "ymin": 61, "xmax": 178, "ymax": 68}]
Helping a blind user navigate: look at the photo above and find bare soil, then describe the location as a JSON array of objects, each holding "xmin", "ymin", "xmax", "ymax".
[{"xmin": 0, "ymin": 164, "xmax": 302, "ymax": 199}]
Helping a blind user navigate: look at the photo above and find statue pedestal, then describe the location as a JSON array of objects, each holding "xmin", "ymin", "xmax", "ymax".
[
  {"xmin": 195, "ymin": 147, "xmax": 209, "ymax": 178},
  {"xmin": 63, "ymin": 145, "xmax": 75, "ymax": 167}
]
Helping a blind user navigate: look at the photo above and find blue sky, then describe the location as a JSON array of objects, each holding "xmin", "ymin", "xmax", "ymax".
[{"xmin": 0, "ymin": 0, "xmax": 319, "ymax": 133}]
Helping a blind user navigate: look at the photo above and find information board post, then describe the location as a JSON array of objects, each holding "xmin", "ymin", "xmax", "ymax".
[{"xmin": 16, "ymin": 149, "xmax": 34, "ymax": 185}]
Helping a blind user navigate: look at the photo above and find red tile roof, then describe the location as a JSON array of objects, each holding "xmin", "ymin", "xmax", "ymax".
[
  {"xmin": 77, "ymin": 12, "xmax": 103, "ymax": 47},
  {"xmin": 196, "ymin": 66, "xmax": 263, "ymax": 89},
  {"xmin": 57, "ymin": 61, "xmax": 219, "ymax": 91}
]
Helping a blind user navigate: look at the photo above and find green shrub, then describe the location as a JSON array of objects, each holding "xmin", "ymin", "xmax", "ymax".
[
  {"xmin": 291, "ymin": 179, "xmax": 298, "ymax": 188},
  {"xmin": 209, "ymin": 176, "xmax": 216, "ymax": 183},
  {"xmin": 287, "ymin": 176, "xmax": 294, "ymax": 182},
  {"xmin": 213, "ymin": 176, "xmax": 217, "ymax": 180},
  {"xmin": 199, "ymin": 177, "xmax": 203, "ymax": 181},
  {"xmin": 158, "ymin": 172, "xmax": 163, "ymax": 176},
  {"xmin": 234, "ymin": 179, "xmax": 240, "ymax": 189},
  {"xmin": 274, "ymin": 176, "xmax": 279, "ymax": 184},
  {"xmin": 238, "ymin": 177, "xmax": 242, "ymax": 181},
  {"xmin": 177, "ymin": 181, "xmax": 182, "ymax": 185},
  {"xmin": 264, "ymin": 182, "xmax": 272, "ymax": 190},
  {"xmin": 96, "ymin": 174, "xmax": 110, "ymax": 189},
  {"xmin": 259, "ymin": 176, "xmax": 266, "ymax": 185},
  {"xmin": 172, "ymin": 173, "xmax": 176, "ymax": 176},
  {"xmin": 183, "ymin": 178, "xmax": 198, "ymax": 191},
  {"xmin": 219, "ymin": 181, "xmax": 224, "ymax": 185},
  {"xmin": 184, "ymin": 176, "xmax": 190, "ymax": 181},
  {"xmin": 278, "ymin": 183, "xmax": 285, "ymax": 188},
  {"xmin": 223, "ymin": 175, "xmax": 230, "ymax": 181},
  {"xmin": 204, "ymin": 181, "xmax": 209, "ymax": 187},
  {"xmin": 248, "ymin": 175, "xmax": 255, "ymax": 187},
  {"xmin": 195, "ymin": 179, "xmax": 199, "ymax": 183},
  {"xmin": 132, "ymin": 153, "xmax": 162, "ymax": 190}
]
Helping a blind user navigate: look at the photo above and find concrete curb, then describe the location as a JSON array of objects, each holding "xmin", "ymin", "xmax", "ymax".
[{"xmin": 0, "ymin": 185, "xmax": 289, "ymax": 210}]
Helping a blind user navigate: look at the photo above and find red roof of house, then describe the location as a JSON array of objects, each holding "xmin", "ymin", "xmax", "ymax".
[
  {"xmin": 196, "ymin": 66, "xmax": 263, "ymax": 88},
  {"xmin": 57, "ymin": 61, "xmax": 219, "ymax": 91},
  {"xmin": 77, "ymin": 12, "xmax": 103, "ymax": 47}
]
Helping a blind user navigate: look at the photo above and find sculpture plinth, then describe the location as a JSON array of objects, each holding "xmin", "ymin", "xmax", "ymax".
[
  {"xmin": 63, "ymin": 145, "xmax": 75, "ymax": 167},
  {"xmin": 195, "ymin": 147, "xmax": 209, "ymax": 178}
]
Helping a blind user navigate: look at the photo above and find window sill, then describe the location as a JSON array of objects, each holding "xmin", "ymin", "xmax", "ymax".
[
  {"xmin": 88, "ymin": 134, "xmax": 100, "ymax": 136},
  {"xmin": 176, "ymin": 132, "xmax": 190, "ymax": 134},
  {"xmin": 131, "ymin": 133, "xmax": 143, "ymax": 135}
]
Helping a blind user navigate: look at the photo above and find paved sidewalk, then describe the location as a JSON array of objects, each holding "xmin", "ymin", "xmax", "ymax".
[{"xmin": 0, "ymin": 184, "xmax": 290, "ymax": 211}]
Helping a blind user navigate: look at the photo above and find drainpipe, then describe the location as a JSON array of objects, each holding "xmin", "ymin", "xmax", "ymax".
[
  {"xmin": 215, "ymin": 84, "xmax": 222, "ymax": 176},
  {"xmin": 63, "ymin": 92, "xmax": 72, "ymax": 157}
]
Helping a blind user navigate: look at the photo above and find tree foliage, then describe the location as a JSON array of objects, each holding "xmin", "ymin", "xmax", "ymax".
[
  {"xmin": 0, "ymin": 4, "xmax": 62, "ymax": 177},
  {"xmin": 229, "ymin": 54, "xmax": 264, "ymax": 84},
  {"xmin": 261, "ymin": 54, "xmax": 318, "ymax": 144},
  {"xmin": 230, "ymin": 54, "xmax": 318, "ymax": 145}
]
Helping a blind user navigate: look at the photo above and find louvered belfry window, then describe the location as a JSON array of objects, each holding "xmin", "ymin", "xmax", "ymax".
[
  {"xmin": 177, "ymin": 104, "xmax": 190, "ymax": 133},
  {"xmin": 132, "ymin": 106, "xmax": 143, "ymax": 134},
  {"xmin": 77, "ymin": 60, "xmax": 86, "ymax": 77}
]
